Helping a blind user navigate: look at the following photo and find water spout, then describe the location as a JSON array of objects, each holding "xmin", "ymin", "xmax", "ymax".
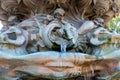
[{"xmin": 60, "ymin": 43, "xmax": 67, "ymax": 52}]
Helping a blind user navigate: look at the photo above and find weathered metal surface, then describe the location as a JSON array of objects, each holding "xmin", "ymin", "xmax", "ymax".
[{"xmin": 0, "ymin": 0, "xmax": 120, "ymax": 80}]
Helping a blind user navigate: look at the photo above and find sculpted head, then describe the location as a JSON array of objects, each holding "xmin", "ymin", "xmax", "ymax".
[
  {"xmin": 0, "ymin": 27, "xmax": 26, "ymax": 46},
  {"xmin": 89, "ymin": 27, "xmax": 112, "ymax": 46}
]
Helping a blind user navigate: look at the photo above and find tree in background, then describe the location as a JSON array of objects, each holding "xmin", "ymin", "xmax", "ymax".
[{"xmin": 108, "ymin": 15, "xmax": 120, "ymax": 33}]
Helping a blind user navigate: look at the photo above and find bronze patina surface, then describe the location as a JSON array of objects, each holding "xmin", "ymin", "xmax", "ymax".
[{"xmin": 0, "ymin": 0, "xmax": 120, "ymax": 80}]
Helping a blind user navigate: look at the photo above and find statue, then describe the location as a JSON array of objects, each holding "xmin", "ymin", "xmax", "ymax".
[{"xmin": 0, "ymin": 0, "xmax": 120, "ymax": 80}]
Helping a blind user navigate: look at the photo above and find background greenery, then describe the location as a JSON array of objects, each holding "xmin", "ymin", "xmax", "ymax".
[{"xmin": 108, "ymin": 15, "xmax": 120, "ymax": 33}]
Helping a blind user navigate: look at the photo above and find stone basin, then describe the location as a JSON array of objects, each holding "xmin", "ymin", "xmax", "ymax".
[{"xmin": 0, "ymin": 51, "xmax": 119, "ymax": 79}]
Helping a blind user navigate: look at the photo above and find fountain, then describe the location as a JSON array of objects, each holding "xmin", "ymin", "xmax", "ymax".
[{"xmin": 0, "ymin": 0, "xmax": 120, "ymax": 80}]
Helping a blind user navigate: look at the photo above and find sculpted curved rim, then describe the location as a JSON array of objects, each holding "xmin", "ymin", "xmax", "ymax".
[
  {"xmin": 0, "ymin": 51, "xmax": 119, "ymax": 79},
  {"xmin": 41, "ymin": 21, "xmax": 61, "ymax": 48}
]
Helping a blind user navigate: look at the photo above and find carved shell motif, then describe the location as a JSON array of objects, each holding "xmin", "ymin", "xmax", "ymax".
[{"xmin": 0, "ymin": 0, "xmax": 119, "ymax": 26}]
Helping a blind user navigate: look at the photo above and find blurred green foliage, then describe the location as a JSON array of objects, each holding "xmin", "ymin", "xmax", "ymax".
[{"xmin": 108, "ymin": 15, "xmax": 120, "ymax": 33}]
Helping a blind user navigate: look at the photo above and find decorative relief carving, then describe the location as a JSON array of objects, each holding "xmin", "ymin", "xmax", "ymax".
[{"xmin": 0, "ymin": 0, "xmax": 120, "ymax": 80}]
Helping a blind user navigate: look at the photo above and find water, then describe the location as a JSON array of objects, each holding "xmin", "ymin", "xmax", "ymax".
[{"xmin": 60, "ymin": 44, "xmax": 67, "ymax": 52}]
